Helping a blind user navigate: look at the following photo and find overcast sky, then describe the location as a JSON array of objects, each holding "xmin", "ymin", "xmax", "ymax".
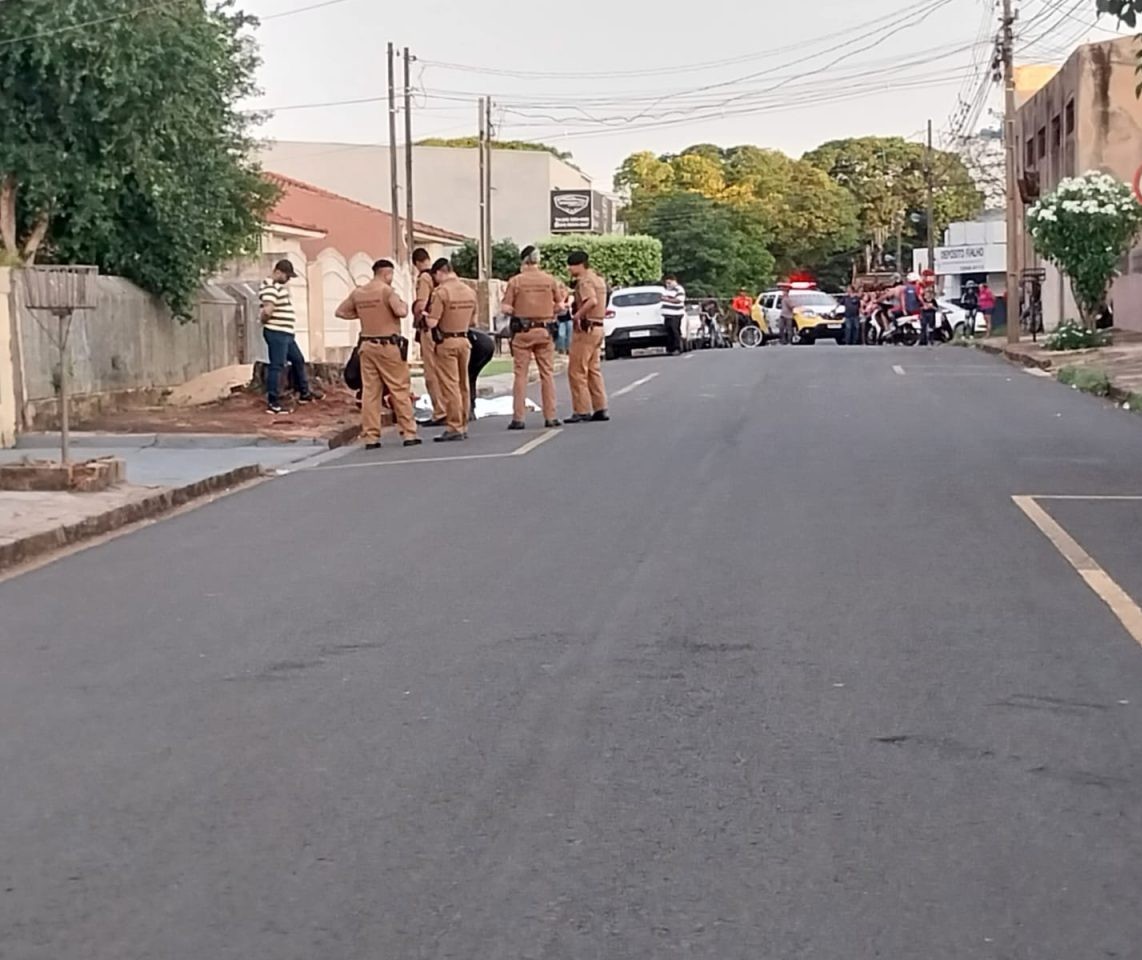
[{"xmin": 243, "ymin": 0, "xmax": 1126, "ymax": 188}]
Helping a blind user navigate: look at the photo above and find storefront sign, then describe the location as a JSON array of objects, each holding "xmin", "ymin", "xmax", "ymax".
[
  {"xmin": 550, "ymin": 190, "xmax": 593, "ymax": 232},
  {"xmin": 934, "ymin": 244, "xmax": 987, "ymax": 274}
]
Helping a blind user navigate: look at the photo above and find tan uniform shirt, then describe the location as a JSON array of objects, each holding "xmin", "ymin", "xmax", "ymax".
[
  {"xmin": 501, "ymin": 267, "xmax": 565, "ymax": 321},
  {"xmin": 336, "ymin": 279, "xmax": 407, "ymax": 338},
  {"xmin": 429, "ymin": 277, "xmax": 478, "ymax": 334},
  {"xmin": 574, "ymin": 269, "xmax": 608, "ymax": 321},
  {"xmin": 414, "ymin": 270, "xmax": 434, "ymax": 324}
]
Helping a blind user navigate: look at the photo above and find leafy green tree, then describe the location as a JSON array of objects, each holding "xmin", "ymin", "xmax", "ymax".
[
  {"xmin": 1097, "ymin": 0, "xmax": 1142, "ymax": 25},
  {"xmin": 1027, "ymin": 171, "xmax": 1142, "ymax": 327},
  {"xmin": 803, "ymin": 136, "xmax": 982, "ymax": 270},
  {"xmin": 450, "ymin": 238, "xmax": 521, "ymax": 281},
  {"xmin": 612, "ymin": 143, "xmax": 857, "ymax": 277},
  {"xmin": 627, "ymin": 192, "xmax": 775, "ymax": 297},
  {"xmin": 0, "ymin": 0, "xmax": 276, "ymax": 316}
]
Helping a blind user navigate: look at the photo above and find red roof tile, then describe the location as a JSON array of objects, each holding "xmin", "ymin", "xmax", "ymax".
[{"xmin": 264, "ymin": 172, "xmax": 466, "ymax": 261}]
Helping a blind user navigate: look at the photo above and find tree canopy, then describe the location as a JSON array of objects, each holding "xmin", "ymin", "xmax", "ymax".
[
  {"xmin": 802, "ymin": 136, "xmax": 982, "ymax": 270},
  {"xmin": 451, "ymin": 238, "xmax": 522, "ymax": 281},
  {"xmin": 625, "ymin": 192, "xmax": 775, "ymax": 297},
  {"xmin": 0, "ymin": 0, "xmax": 275, "ymax": 316},
  {"xmin": 614, "ymin": 144, "xmax": 858, "ymax": 278}
]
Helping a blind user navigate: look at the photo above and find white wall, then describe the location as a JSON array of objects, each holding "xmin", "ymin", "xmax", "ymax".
[{"xmin": 259, "ymin": 142, "xmax": 592, "ymax": 247}]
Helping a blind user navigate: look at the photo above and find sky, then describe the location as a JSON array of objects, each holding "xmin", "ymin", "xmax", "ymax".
[{"xmin": 242, "ymin": 0, "xmax": 1129, "ymax": 189}]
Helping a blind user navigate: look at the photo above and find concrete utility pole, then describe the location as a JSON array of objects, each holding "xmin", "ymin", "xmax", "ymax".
[
  {"xmin": 387, "ymin": 42, "xmax": 401, "ymax": 265},
  {"xmin": 477, "ymin": 96, "xmax": 488, "ymax": 282},
  {"xmin": 926, "ymin": 119, "xmax": 935, "ymax": 274},
  {"xmin": 1001, "ymin": 0, "xmax": 1020, "ymax": 343},
  {"xmin": 403, "ymin": 47, "xmax": 416, "ymax": 269},
  {"xmin": 484, "ymin": 96, "xmax": 493, "ymax": 264}
]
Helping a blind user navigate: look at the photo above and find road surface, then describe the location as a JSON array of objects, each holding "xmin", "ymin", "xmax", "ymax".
[{"xmin": 2, "ymin": 345, "xmax": 1141, "ymax": 959}]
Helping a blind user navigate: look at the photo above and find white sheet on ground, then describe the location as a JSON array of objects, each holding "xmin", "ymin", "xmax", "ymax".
[{"xmin": 415, "ymin": 393, "xmax": 538, "ymax": 418}]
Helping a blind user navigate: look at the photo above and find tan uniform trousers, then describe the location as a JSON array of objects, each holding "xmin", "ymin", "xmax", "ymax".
[
  {"xmin": 360, "ymin": 340, "xmax": 417, "ymax": 442},
  {"xmin": 568, "ymin": 324, "xmax": 607, "ymax": 415},
  {"xmin": 511, "ymin": 326, "xmax": 557, "ymax": 421},
  {"xmin": 419, "ymin": 334, "xmax": 446, "ymax": 420},
  {"xmin": 434, "ymin": 336, "xmax": 471, "ymax": 434}
]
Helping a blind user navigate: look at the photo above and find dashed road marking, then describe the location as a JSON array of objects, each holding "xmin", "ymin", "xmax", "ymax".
[
  {"xmin": 892, "ymin": 364, "xmax": 906, "ymax": 376},
  {"xmin": 1013, "ymin": 495, "xmax": 1142, "ymax": 649},
  {"xmin": 611, "ymin": 372, "xmax": 660, "ymax": 398},
  {"xmin": 512, "ymin": 429, "xmax": 562, "ymax": 456}
]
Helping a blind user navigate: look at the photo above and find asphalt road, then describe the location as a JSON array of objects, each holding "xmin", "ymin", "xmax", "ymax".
[{"xmin": 3, "ymin": 344, "xmax": 1142, "ymax": 959}]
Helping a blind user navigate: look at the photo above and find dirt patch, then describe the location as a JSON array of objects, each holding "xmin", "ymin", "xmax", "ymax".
[{"xmin": 75, "ymin": 382, "xmax": 366, "ymax": 443}]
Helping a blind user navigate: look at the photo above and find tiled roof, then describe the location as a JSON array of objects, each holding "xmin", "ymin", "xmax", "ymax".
[{"xmin": 264, "ymin": 172, "xmax": 467, "ymax": 261}]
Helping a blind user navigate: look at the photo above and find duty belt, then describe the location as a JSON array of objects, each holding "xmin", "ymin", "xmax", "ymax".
[
  {"xmin": 439, "ymin": 330, "xmax": 469, "ymax": 339},
  {"xmin": 360, "ymin": 334, "xmax": 402, "ymax": 345},
  {"xmin": 519, "ymin": 319, "xmax": 554, "ymax": 331},
  {"xmin": 581, "ymin": 319, "xmax": 605, "ymax": 328}
]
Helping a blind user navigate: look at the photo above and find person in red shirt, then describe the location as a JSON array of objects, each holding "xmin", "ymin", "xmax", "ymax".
[{"xmin": 731, "ymin": 289, "xmax": 753, "ymax": 333}]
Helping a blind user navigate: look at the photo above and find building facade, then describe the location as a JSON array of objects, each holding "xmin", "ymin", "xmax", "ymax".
[
  {"xmin": 915, "ymin": 213, "xmax": 1007, "ymax": 302},
  {"xmin": 258, "ymin": 142, "xmax": 613, "ymax": 250},
  {"xmin": 1015, "ymin": 37, "xmax": 1142, "ymax": 331}
]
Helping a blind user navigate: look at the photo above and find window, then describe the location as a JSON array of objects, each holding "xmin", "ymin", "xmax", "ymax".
[
  {"xmin": 1051, "ymin": 116, "xmax": 1061, "ymax": 154},
  {"xmin": 611, "ymin": 290, "xmax": 662, "ymax": 308},
  {"xmin": 1026, "ymin": 137, "xmax": 1036, "ymax": 168},
  {"xmin": 788, "ymin": 292, "xmax": 838, "ymax": 309},
  {"xmin": 1037, "ymin": 127, "xmax": 1047, "ymax": 160},
  {"xmin": 1065, "ymin": 99, "xmax": 1075, "ymax": 135}
]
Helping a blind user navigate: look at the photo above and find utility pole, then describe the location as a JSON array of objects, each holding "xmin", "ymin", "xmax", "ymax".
[
  {"xmin": 477, "ymin": 96, "xmax": 487, "ymax": 282},
  {"xmin": 484, "ymin": 96, "xmax": 494, "ymax": 267},
  {"xmin": 1001, "ymin": 0, "xmax": 1019, "ymax": 343},
  {"xmin": 403, "ymin": 47, "xmax": 415, "ymax": 270},
  {"xmin": 926, "ymin": 119, "xmax": 935, "ymax": 275},
  {"xmin": 386, "ymin": 42, "xmax": 401, "ymax": 265}
]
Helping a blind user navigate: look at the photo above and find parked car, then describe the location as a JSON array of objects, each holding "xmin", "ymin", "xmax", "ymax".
[
  {"xmin": 754, "ymin": 284, "xmax": 844, "ymax": 344},
  {"xmin": 604, "ymin": 285, "xmax": 671, "ymax": 359}
]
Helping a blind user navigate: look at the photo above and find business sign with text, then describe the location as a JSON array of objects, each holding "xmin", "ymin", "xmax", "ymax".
[{"xmin": 934, "ymin": 244, "xmax": 987, "ymax": 274}]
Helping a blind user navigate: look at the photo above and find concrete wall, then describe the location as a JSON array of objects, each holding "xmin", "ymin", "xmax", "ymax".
[
  {"xmin": 259, "ymin": 142, "xmax": 594, "ymax": 247},
  {"xmin": 1015, "ymin": 37, "xmax": 1142, "ymax": 330},
  {"xmin": 6, "ymin": 271, "xmax": 256, "ymax": 432}
]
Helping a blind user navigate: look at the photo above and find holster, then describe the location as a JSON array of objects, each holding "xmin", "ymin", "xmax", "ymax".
[
  {"xmin": 430, "ymin": 326, "xmax": 444, "ymax": 345},
  {"xmin": 509, "ymin": 316, "xmax": 523, "ymax": 335},
  {"xmin": 398, "ymin": 336, "xmax": 409, "ymax": 362},
  {"xmin": 578, "ymin": 317, "xmax": 590, "ymax": 333}
]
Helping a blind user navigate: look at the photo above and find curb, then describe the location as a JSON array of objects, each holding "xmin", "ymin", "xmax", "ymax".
[
  {"xmin": 974, "ymin": 341, "xmax": 1053, "ymax": 371},
  {"xmin": 0, "ymin": 464, "xmax": 263, "ymax": 573}
]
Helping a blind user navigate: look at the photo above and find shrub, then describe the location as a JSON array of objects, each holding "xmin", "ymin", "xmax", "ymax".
[
  {"xmin": 535, "ymin": 235, "xmax": 663, "ymax": 288},
  {"xmin": 1044, "ymin": 319, "xmax": 1111, "ymax": 351},
  {"xmin": 1057, "ymin": 365, "xmax": 1111, "ymax": 396}
]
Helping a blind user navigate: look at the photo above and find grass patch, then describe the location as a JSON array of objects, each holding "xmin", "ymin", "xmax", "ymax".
[
  {"xmin": 478, "ymin": 357, "xmax": 514, "ymax": 378},
  {"xmin": 1057, "ymin": 364, "xmax": 1111, "ymax": 396}
]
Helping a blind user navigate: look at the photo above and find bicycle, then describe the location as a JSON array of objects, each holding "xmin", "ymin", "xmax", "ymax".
[{"xmin": 1020, "ymin": 269, "xmax": 1045, "ymax": 341}]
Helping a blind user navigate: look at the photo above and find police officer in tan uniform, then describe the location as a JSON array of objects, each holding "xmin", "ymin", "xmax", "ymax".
[
  {"xmin": 335, "ymin": 259, "xmax": 422, "ymax": 449},
  {"xmin": 412, "ymin": 247, "xmax": 447, "ymax": 427},
  {"xmin": 499, "ymin": 245, "xmax": 564, "ymax": 431},
  {"xmin": 425, "ymin": 258, "xmax": 477, "ymax": 442},
  {"xmin": 565, "ymin": 249, "xmax": 609, "ymax": 423}
]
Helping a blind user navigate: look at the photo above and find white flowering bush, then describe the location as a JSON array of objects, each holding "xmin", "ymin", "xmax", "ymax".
[{"xmin": 1027, "ymin": 171, "xmax": 1142, "ymax": 328}]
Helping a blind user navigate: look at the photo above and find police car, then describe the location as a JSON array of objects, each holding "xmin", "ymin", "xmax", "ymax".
[{"xmin": 754, "ymin": 280, "xmax": 844, "ymax": 344}]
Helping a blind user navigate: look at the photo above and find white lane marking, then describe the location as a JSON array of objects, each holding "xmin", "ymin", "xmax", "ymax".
[
  {"xmin": 611, "ymin": 372, "xmax": 660, "ymax": 398},
  {"xmin": 312, "ymin": 429, "xmax": 563, "ymax": 471},
  {"xmin": 1033, "ymin": 494, "xmax": 1142, "ymax": 501},
  {"xmin": 1013, "ymin": 495, "xmax": 1142, "ymax": 649},
  {"xmin": 512, "ymin": 429, "xmax": 563, "ymax": 456},
  {"xmin": 892, "ymin": 364, "xmax": 906, "ymax": 376},
  {"xmin": 681, "ymin": 352, "xmax": 696, "ymax": 361}
]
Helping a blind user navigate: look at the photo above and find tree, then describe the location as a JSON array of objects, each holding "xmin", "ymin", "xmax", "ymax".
[
  {"xmin": 957, "ymin": 129, "xmax": 1005, "ymax": 210},
  {"xmin": 451, "ymin": 238, "xmax": 521, "ymax": 281},
  {"xmin": 1097, "ymin": 0, "xmax": 1142, "ymax": 25},
  {"xmin": 627, "ymin": 192, "xmax": 775, "ymax": 297},
  {"xmin": 803, "ymin": 136, "xmax": 983, "ymax": 270},
  {"xmin": 1027, "ymin": 171, "xmax": 1142, "ymax": 327},
  {"xmin": 0, "ymin": 0, "xmax": 276, "ymax": 317},
  {"xmin": 612, "ymin": 143, "xmax": 858, "ymax": 278},
  {"xmin": 417, "ymin": 137, "xmax": 574, "ymax": 163}
]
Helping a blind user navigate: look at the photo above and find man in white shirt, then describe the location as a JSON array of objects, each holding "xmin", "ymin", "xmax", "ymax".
[{"xmin": 662, "ymin": 274, "xmax": 686, "ymax": 355}]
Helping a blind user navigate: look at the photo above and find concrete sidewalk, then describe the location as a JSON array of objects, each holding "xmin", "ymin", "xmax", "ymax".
[
  {"xmin": 0, "ymin": 433, "xmax": 326, "ymax": 572},
  {"xmin": 975, "ymin": 334, "xmax": 1142, "ymax": 399}
]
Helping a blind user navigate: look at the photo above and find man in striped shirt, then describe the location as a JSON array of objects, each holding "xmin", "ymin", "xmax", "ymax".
[
  {"xmin": 259, "ymin": 259, "xmax": 315, "ymax": 414},
  {"xmin": 662, "ymin": 274, "xmax": 686, "ymax": 355}
]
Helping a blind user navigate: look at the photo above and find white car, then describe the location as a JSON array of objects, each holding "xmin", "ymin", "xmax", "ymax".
[
  {"xmin": 939, "ymin": 299, "xmax": 987, "ymax": 337},
  {"xmin": 604, "ymin": 285, "xmax": 687, "ymax": 359}
]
